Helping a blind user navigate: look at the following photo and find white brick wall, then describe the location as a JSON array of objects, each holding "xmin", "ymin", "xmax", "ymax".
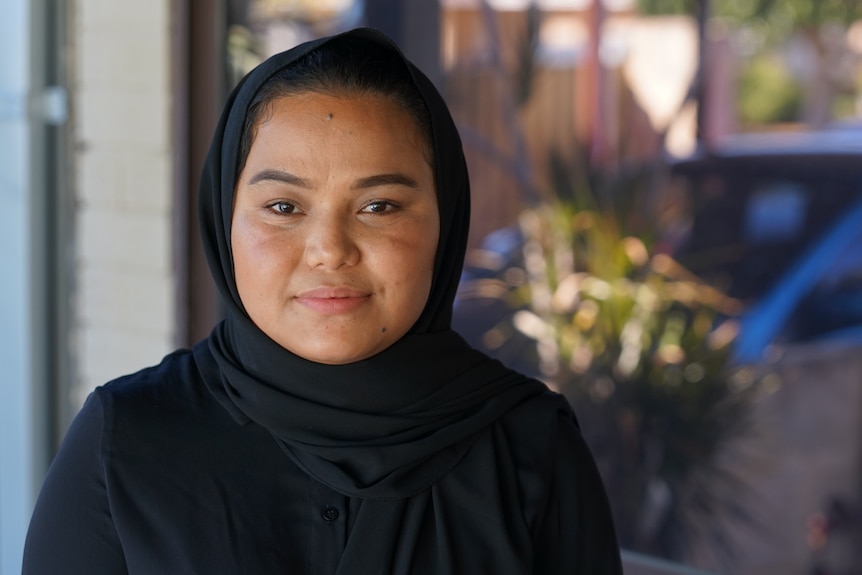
[{"xmin": 71, "ymin": 0, "xmax": 175, "ymax": 406}]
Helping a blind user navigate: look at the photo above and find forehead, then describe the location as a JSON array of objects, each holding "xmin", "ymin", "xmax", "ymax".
[
  {"xmin": 263, "ymin": 91, "xmax": 400, "ymax": 121},
  {"xmin": 249, "ymin": 92, "xmax": 433, "ymax": 166}
]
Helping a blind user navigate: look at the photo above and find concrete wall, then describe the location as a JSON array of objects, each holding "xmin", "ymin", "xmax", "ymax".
[
  {"xmin": 723, "ymin": 341, "xmax": 862, "ymax": 574},
  {"xmin": 70, "ymin": 0, "xmax": 176, "ymax": 407},
  {"xmin": 0, "ymin": 2, "xmax": 39, "ymax": 571}
]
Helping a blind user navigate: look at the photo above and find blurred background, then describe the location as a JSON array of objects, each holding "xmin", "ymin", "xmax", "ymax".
[{"xmin": 3, "ymin": 0, "xmax": 862, "ymax": 573}]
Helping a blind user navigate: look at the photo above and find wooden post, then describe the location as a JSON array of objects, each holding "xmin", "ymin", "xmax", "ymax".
[{"xmin": 587, "ymin": 0, "xmax": 607, "ymax": 167}]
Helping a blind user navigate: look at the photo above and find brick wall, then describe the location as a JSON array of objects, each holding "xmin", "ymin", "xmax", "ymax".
[{"xmin": 71, "ymin": 0, "xmax": 176, "ymax": 406}]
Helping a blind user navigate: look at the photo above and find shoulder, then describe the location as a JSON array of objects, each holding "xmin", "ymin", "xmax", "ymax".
[
  {"xmin": 22, "ymin": 350, "xmax": 202, "ymax": 573},
  {"xmin": 95, "ymin": 347, "xmax": 199, "ymax": 403},
  {"xmin": 497, "ymin": 384, "xmax": 579, "ymax": 449},
  {"xmin": 492, "ymin": 384, "xmax": 597, "ymax": 512},
  {"xmin": 92, "ymin": 343, "xmax": 240, "ymax": 449},
  {"xmin": 93, "ymin": 345, "xmax": 216, "ymax": 421},
  {"xmin": 89, "ymin": 341, "xmax": 277, "ymax": 488},
  {"xmin": 495, "ymin": 385, "xmax": 622, "ymax": 571},
  {"xmin": 491, "ymin": 384, "xmax": 572, "ymax": 459}
]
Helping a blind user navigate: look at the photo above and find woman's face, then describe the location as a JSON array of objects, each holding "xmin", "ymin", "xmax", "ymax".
[{"xmin": 231, "ymin": 93, "xmax": 439, "ymax": 364}]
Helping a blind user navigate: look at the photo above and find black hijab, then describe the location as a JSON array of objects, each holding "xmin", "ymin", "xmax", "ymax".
[{"xmin": 193, "ymin": 24, "xmax": 545, "ymax": 540}]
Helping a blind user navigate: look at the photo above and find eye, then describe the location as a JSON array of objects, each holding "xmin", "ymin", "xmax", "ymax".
[
  {"xmin": 361, "ymin": 200, "xmax": 397, "ymax": 214},
  {"xmin": 268, "ymin": 201, "xmax": 298, "ymax": 215}
]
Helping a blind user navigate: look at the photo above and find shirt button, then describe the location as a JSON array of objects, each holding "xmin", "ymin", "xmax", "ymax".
[{"xmin": 322, "ymin": 506, "xmax": 340, "ymax": 522}]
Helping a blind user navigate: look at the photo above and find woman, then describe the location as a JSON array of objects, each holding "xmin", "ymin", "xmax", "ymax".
[{"xmin": 24, "ymin": 28, "xmax": 622, "ymax": 574}]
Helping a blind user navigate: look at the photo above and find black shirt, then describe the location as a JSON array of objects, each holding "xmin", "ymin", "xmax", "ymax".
[{"xmin": 23, "ymin": 346, "xmax": 622, "ymax": 574}]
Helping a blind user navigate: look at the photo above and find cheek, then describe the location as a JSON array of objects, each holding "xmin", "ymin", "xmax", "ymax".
[
  {"xmin": 389, "ymin": 227, "xmax": 438, "ymax": 301},
  {"xmin": 231, "ymin": 221, "xmax": 299, "ymax": 298}
]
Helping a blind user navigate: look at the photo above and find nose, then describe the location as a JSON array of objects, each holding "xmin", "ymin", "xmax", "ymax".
[{"xmin": 303, "ymin": 213, "xmax": 360, "ymax": 270}]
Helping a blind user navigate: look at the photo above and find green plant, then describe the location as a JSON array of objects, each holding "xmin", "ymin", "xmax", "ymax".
[
  {"xmin": 456, "ymin": 4, "xmax": 764, "ymax": 566},
  {"xmin": 738, "ymin": 55, "xmax": 803, "ymax": 126},
  {"xmin": 462, "ymin": 166, "xmax": 761, "ymax": 564}
]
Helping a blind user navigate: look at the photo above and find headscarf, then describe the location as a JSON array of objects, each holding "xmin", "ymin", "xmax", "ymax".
[{"xmin": 193, "ymin": 27, "xmax": 547, "ymax": 569}]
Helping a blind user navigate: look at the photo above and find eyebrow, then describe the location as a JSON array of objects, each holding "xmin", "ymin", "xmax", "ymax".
[
  {"xmin": 247, "ymin": 169, "xmax": 312, "ymax": 188},
  {"xmin": 353, "ymin": 173, "xmax": 419, "ymax": 190},
  {"xmin": 246, "ymin": 169, "xmax": 420, "ymax": 191}
]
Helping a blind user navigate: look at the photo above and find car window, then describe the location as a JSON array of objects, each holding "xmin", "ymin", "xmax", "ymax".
[
  {"xmin": 672, "ymin": 162, "xmax": 861, "ymax": 301},
  {"xmin": 743, "ymin": 181, "xmax": 807, "ymax": 244}
]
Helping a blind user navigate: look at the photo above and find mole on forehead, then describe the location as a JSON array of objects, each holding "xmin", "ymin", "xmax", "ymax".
[{"xmin": 325, "ymin": 113, "xmax": 333, "ymax": 120}]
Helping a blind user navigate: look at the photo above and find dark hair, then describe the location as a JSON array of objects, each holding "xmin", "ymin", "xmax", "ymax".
[{"xmin": 236, "ymin": 36, "xmax": 434, "ymax": 179}]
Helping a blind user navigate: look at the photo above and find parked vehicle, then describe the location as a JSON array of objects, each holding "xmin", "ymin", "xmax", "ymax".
[
  {"xmin": 671, "ymin": 128, "xmax": 862, "ymax": 363},
  {"xmin": 456, "ymin": 127, "xmax": 862, "ymax": 366}
]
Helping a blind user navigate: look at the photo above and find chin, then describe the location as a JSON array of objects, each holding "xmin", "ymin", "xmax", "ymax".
[{"xmin": 286, "ymin": 342, "xmax": 383, "ymax": 366}]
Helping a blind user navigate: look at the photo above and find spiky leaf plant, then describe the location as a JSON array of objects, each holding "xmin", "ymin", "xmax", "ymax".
[{"xmin": 462, "ymin": 170, "xmax": 762, "ymax": 565}]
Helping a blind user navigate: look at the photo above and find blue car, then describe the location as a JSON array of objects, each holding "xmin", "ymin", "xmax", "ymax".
[{"xmin": 671, "ymin": 129, "xmax": 862, "ymax": 363}]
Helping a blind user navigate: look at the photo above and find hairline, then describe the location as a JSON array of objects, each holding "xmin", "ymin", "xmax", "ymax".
[{"xmin": 237, "ymin": 86, "xmax": 435, "ymax": 183}]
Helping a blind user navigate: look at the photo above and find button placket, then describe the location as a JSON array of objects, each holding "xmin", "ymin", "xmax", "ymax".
[{"xmin": 307, "ymin": 478, "xmax": 348, "ymax": 575}]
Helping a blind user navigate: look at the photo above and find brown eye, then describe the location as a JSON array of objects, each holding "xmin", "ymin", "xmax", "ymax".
[
  {"xmin": 270, "ymin": 201, "xmax": 297, "ymax": 214},
  {"xmin": 362, "ymin": 201, "xmax": 396, "ymax": 214}
]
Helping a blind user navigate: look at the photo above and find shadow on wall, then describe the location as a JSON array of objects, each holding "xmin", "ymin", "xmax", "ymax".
[{"xmin": 622, "ymin": 550, "xmax": 718, "ymax": 575}]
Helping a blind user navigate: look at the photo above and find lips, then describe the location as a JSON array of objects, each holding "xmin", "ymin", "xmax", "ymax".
[{"xmin": 295, "ymin": 287, "xmax": 372, "ymax": 314}]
